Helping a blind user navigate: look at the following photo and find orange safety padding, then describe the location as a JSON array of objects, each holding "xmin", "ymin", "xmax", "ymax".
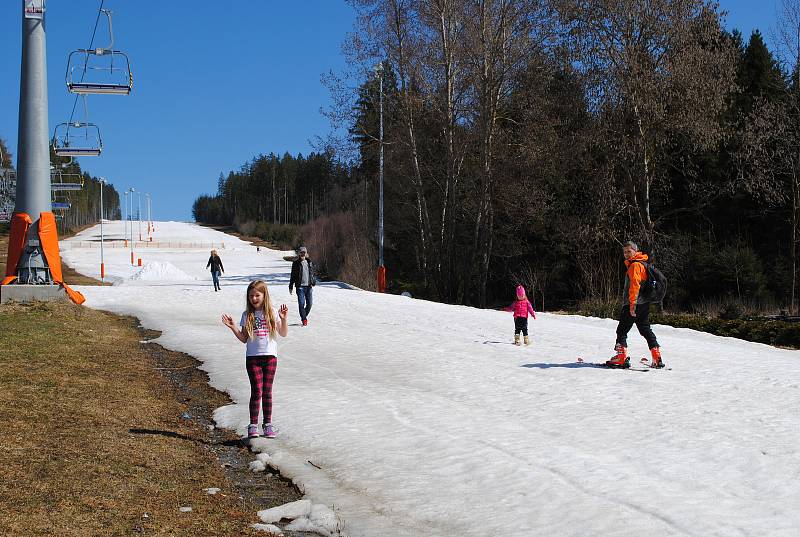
[
  {"xmin": 38, "ymin": 212, "xmax": 86, "ymax": 305},
  {"xmin": 1, "ymin": 212, "xmax": 32, "ymax": 285},
  {"xmin": 377, "ymin": 265, "xmax": 387, "ymax": 293}
]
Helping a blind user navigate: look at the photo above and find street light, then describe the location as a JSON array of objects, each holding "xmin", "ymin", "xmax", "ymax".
[
  {"xmin": 145, "ymin": 192, "xmax": 152, "ymax": 240},
  {"xmin": 123, "ymin": 190, "xmax": 128, "ymax": 243},
  {"xmin": 137, "ymin": 191, "xmax": 142, "ymax": 242},
  {"xmin": 128, "ymin": 187, "xmax": 135, "ymax": 265},
  {"xmin": 99, "ymin": 178, "xmax": 106, "ymax": 282},
  {"xmin": 374, "ymin": 61, "xmax": 386, "ymax": 293}
]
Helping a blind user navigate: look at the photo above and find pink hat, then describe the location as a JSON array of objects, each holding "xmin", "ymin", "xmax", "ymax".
[{"xmin": 516, "ymin": 285, "xmax": 525, "ymax": 298}]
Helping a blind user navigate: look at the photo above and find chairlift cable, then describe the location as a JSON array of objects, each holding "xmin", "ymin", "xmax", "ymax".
[{"xmin": 67, "ymin": 0, "xmax": 106, "ymax": 127}]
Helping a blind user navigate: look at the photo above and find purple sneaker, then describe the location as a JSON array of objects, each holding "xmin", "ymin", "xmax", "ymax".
[
  {"xmin": 263, "ymin": 423, "xmax": 276, "ymax": 438},
  {"xmin": 247, "ymin": 424, "xmax": 260, "ymax": 438}
]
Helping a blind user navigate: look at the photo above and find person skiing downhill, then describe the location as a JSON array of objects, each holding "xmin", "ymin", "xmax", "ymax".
[
  {"xmin": 606, "ymin": 241, "xmax": 664, "ymax": 369},
  {"xmin": 507, "ymin": 285, "xmax": 537, "ymax": 346}
]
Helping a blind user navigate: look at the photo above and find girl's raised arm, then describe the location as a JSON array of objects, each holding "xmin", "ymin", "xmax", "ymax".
[
  {"xmin": 277, "ymin": 304, "xmax": 289, "ymax": 337},
  {"xmin": 222, "ymin": 313, "xmax": 248, "ymax": 343}
]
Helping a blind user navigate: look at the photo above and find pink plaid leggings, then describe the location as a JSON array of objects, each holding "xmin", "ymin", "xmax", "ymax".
[{"xmin": 245, "ymin": 355, "xmax": 277, "ymax": 424}]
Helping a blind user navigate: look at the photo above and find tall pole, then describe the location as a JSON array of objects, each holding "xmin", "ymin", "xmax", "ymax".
[
  {"xmin": 145, "ymin": 193, "xmax": 151, "ymax": 239},
  {"xmin": 378, "ymin": 65, "xmax": 384, "ymax": 268},
  {"xmin": 99, "ymin": 178, "xmax": 105, "ymax": 282},
  {"xmin": 376, "ymin": 62, "xmax": 386, "ymax": 293},
  {"xmin": 128, "ymin": 187, "xmax": 134, "ymax": 265},
  {"xmin": 137, "ymin": 191, "xmax": 142, "ymax": 241},
  {"xmin": 13, "ymin": 0, "xmax": 53, "ymax": 284},
  {"xmin": 123, "ymin": 190, "xmax": 128, "ymax": 242}
]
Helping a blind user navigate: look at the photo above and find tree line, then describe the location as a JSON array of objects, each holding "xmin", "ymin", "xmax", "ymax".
[{"xmin": 194, "ymin": 0, "xmax": 800, "ymax": 316}]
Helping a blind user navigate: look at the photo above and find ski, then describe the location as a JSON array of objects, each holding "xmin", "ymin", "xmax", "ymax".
[
  {"xmin": 637, "ymin": 357, "xmax": 671, "ymax": 370},
  {"xmin": 576, "ymin": 357, "xmax": 651, "ymax": 372}
]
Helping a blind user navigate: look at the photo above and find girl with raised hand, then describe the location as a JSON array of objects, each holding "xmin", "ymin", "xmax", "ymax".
[{"xmin": 222, "ymin": 280, "xmax": 288, "ymax": 438}]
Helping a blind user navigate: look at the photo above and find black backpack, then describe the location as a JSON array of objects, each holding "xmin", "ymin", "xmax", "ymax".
[{"xmin": 632, "ymin": 260, "xmax": 667, "ymax": 305}]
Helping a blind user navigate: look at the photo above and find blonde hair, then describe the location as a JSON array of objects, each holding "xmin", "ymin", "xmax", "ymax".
[
  {"xmin": 242, "ymin": 280, "xmax": 277, "ymax": 340},
  {"xmin": 211, "ymin": 249, "xmax": 218, "ymax": 256}
]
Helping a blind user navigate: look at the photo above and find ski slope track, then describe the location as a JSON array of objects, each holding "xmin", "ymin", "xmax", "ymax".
[{"xmin": 61, "ymin": 221, "xmax": 800, "ymax": 537}]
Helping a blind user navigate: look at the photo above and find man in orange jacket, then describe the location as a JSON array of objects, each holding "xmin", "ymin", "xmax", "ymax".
[{"xmin": 606, "ymin": 241, "xmax": 664, "ymax": 369}]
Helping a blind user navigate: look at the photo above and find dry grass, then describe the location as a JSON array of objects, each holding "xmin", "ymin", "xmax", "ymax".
[{"xmin": 0, "ymin": 302, "xmax": 274, "ymax": 536}]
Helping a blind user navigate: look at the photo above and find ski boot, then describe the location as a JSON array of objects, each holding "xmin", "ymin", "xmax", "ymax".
[
  {"xmin": 524, "ymin": 335, "xmax": 530, "ymax": 346},
  {"xmin": 514, "ymin": 334, "xmax": 521, "ymax": 346},
  {"xmin": 605, "ymin": 344, "xmax": 630, "ymax": 368},
  {"xmin": 648, "ymin": 347, "xmax": 665, "ymax": 369}
]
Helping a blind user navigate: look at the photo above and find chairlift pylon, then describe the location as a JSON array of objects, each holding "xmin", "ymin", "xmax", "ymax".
[{"xmin": 66, "ymin": 10, "xmax": 132, "ymax": 96}]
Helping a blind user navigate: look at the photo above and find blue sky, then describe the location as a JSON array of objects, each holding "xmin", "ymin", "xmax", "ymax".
[
  {"xmin": 0, "ymin": 1, "xmax": 357, "ymax": 221},
  {"xmin": 0, "ymin": 1, "xmax": 784, "ymax": 221}
]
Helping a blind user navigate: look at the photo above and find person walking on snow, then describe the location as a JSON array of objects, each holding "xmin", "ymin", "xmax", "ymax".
[
  {"xmin": 206, "ymin": 249, "xmax": 224, "ymax": 292},
  {"xmin": 221, "ymin": 280, "xmax": 289, "ymax": 439},
  {"xmin": 507, "ymin": 285, "xmax": 537, "ymax": 345},
  {"xmin": 606, "ymin": 241, "xmax": 664, "ymax": 369},
  {"xmin": 289, "ymin": 246, "xmax": 316, "ymax": 326}
]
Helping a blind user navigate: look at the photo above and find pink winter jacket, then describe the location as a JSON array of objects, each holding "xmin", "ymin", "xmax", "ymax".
[{"xmin": 506, "ymin": 299, "xmax": 537, "ymax": 319}]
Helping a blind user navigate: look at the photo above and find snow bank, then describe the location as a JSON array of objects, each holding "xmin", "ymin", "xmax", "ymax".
[
  {"xmin": 252, "ymin": 523, "xmax": 283, "ymax": 534},
  {"xmin": 257, "ymin": 500, "xmax": 340, "ymax": 537},
  {"xmin": 129, "ymin": 261, "xmax": 196, "ymax": 281}
]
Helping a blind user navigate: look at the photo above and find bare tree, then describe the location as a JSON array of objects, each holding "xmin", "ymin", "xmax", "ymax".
[
  {"xmin": 564, "ymin": 0, "xmax": 738, "ymax": 249},
  {"xmin": 771, "ymin": 0, "xmax": 800, "ymax": 314}
]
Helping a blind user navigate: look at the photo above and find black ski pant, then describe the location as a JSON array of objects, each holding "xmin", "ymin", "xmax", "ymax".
[
  {"xmin": 514, "ymin": 317, "xmax": 529, "ymax": 336},
  {"xmin": 615, "ymin": 303, "xmax": 659, "ymax": 349}
]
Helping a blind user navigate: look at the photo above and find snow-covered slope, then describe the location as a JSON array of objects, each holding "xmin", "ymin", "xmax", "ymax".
[{"xmin": 62, "ymin": 221, "xmax": 800, "ymax": 537}]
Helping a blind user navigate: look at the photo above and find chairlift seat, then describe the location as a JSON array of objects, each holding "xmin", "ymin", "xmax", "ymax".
[
  {"xmin": 53, "ymin": 147, "xmax": 102, "ymax": 157},
  {"xmin": 51, "ymin": 183, "xmax": 83, "ymax": 191},
  {"xmin": 68, "ymin": 82, "xmax": 131, "ymax": 95},
  {"xmin": 52, "ymin": 122, "xmax": 102, "ymax": 157},
  {"xmin": 52, "ymin": 202, "xmax": 71, "ymax": 210},
  {"xmin": 66, "ymin": 49, "xmax": 133, "ymax": 96}
]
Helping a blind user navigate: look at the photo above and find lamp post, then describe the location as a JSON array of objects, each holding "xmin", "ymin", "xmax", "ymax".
[
  {"xmin": 99, "ymin": 178, "xmax": 106, "ymax": 281},
  {"xmin": 145, "ymin": 192, "xmax": 152, "ymax": 239},
  {"xmin": 137, "ymin": 190, "xmax": 142, "ymax": 242},
  {"xmin": 128, "ymin": 187, "xmax": 135, "ymax": 265},
  {"xmin": 123, "ymin": 190, "xmax": 128, "ymax": 243},
  {"xmin": 375, "ymin": 61, "xmax": 386, "ymax": 293}
]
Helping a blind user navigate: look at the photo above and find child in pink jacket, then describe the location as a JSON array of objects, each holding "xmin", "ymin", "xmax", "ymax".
[{"xmin": 508, "ymin": 285, "xmax": 537, "ymax": 345}]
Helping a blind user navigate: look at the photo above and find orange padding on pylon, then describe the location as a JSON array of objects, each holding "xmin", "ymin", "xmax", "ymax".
[
  {"xmin": 38, "ymin": 212, "xmax": 85, "ymax": 305},
  {"xmin": 1, "ymin": 212, "xmax": 32, "ymax": 285}
]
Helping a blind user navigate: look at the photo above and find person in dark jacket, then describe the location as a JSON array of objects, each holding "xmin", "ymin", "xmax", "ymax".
[
  {"xmin": 206, "ymin": 249, "xmax": 224, "ymax": 291},
  {"xmin": 288, "ymin": 246, "xmax": 316, "ymax": 326}
]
